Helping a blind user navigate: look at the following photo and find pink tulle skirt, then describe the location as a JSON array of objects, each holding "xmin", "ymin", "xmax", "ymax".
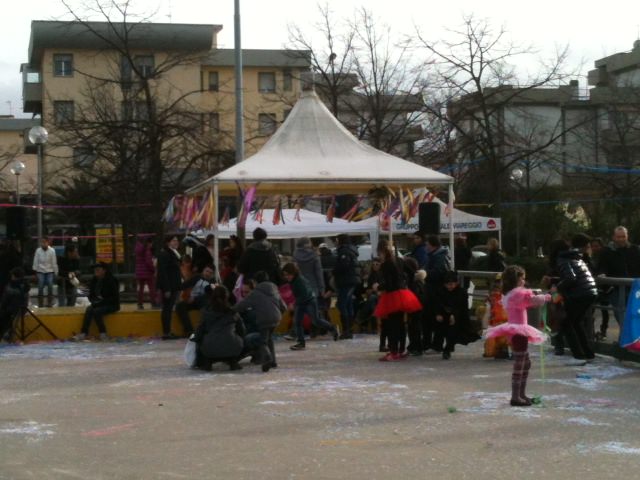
[
  {"xmin": 374, "ymin": 289, "xmax": 422, "ymax": 318},
  {"xmin": 484, "ymin": 323, "xmax": 547, "ymax": 345}
]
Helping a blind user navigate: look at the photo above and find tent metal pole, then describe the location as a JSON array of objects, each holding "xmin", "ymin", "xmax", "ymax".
[
  {"xmin": 213, "ymin": 182, "xmax": 220, "ymax": 281},
  {"xmin": 387, "ymin": 194, "xmax": 393, "ymax": 245},
  {"xmin": 448, "ymin": 183, "xmax": 455, "ymax": 270}
]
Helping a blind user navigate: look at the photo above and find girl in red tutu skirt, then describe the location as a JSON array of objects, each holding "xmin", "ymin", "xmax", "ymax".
[
  {"xmin": 374, "ymin": 241, "xmax": 422, "ymax": 361},
  {"xmin": 485, "ymin": 265, "xmax": 551, "ymax": 406}
]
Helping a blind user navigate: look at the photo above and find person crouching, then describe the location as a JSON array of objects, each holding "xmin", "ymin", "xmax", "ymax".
[
  {"xmin": 193, "ymin": 285, "xmax": 245, "ymax": 371},
  {"xmin": 233, "ymin": 271, "xmax": 286, "ymax": 372}
]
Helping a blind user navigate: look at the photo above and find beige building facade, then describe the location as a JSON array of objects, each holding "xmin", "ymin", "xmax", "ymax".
[{"xmin": 21, "ymin": 21, "xmax": 310, "ymax": 194}]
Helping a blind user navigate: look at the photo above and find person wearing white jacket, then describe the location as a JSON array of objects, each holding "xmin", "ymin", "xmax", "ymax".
[{"xmin": 32, "ymin": 236, "xmax": 58, "ymax": 307}]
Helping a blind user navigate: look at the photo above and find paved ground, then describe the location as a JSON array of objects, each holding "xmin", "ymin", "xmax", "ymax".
[{"xmin": 1, "ymin": 335, "xmax": 639, "ymax": 480}]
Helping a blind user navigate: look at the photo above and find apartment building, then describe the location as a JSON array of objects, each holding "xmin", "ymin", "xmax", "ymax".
[{"xmin": 21, "ymin": 20, "xmax": 310, "ymax": 194}]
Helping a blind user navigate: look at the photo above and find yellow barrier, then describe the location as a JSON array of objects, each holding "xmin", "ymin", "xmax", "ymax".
[{"xmin": 16, "ymin": 305, "xmax": 343, "ymax": 342}]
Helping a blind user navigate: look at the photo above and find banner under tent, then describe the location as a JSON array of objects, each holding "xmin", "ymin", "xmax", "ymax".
[{"xmin": 198, "ymin": 208, "xmax": 379, "ymax": 247}]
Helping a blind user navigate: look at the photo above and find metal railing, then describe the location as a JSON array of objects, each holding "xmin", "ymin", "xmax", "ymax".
[{"xmin": 457, "ymin": 270, "xmax": 637, "ymax": 359}]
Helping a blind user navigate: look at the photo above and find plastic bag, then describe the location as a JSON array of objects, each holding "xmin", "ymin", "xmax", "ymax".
[{"xmin": 184, "ymin": 335, "xmax": 197, "ymax": 367}]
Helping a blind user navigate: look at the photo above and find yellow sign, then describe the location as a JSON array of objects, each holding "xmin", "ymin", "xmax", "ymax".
[{"xmin": 96, "ymin": 225, "xmax": 124, "ymax": 263}]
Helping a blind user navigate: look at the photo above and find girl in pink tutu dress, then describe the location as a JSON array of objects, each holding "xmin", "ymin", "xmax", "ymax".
[
  {"xmin": 485, "ymin": 265, "xmax": 551, "ymax": 406},
  {"xmin": 374, "ymin": 241, "xmax": 422, "ymax": 361}
]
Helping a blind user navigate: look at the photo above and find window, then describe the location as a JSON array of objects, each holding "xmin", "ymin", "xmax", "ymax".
[
  {"xmin": 258, "ymin": 113, "xmax": 277, "ymax": 136},
  {"xmin": 283, "ymin": 69, "xmax": 293, "ymax": 91},
  {"xmin": 134, "ymin": 101, "xmax": 150, "ymax": 121},
  {"xmin": 53, "ymin": 101, "xmax": 74, "ymax": 125},
  {"xmin": 120, "ymin": 56, "xmax": 132, "ymax": 83},
  {"xmin": 73, "ymin": 144, "xmax": 97, "ymax": 167},
  {"xmin": 209, "ymin": 112, "xmax": 220, "ymax": 133},
  {"xmin": 258, "ymin": 72, "xmax": 276, "ymax": 93},
  {"xmin": 53, "ymin": 54, "xmax": 73, "ymax": 77},
  {"xmin": 121, "ymin": 101, "xmax": 151, "ymax": 121},
  {"xmin": 134, "ymin": 55, "xmax": 155, "ymax": 78},
  {"xmin": 208, "ymin": 71, "xmax": 219, "ymax": 91}
]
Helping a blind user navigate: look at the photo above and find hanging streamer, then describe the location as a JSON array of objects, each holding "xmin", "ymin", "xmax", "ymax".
[{"xmin": 326, "ymin": 196, "xmax": 336, "ymax": 223}]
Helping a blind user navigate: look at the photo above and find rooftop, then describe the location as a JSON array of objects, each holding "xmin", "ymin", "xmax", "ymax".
[
  {"xmin": 27, "ymin": 20, "xmax": 221, "ymax": 67},
  {"xmin": 203, "ymin": 49, "xmax": 310, "ymax": 68}
]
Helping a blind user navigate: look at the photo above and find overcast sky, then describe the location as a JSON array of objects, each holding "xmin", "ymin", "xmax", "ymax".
[{"xmin": 2, "ymin": 0, "xmax": 640, "ymax": 117}]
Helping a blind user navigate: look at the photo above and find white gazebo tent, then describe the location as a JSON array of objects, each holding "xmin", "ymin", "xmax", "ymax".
[{"xmin": 187, "ymin": 89, "xmax": 455, "ymax": 268}]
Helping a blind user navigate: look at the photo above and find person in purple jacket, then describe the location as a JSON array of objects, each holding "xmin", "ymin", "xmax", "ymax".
[{"xmin": 134, "ymin": 236, "xmax": 156, "ymax": 309}]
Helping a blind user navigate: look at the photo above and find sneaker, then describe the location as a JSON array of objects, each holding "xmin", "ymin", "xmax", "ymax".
[
  {"xmin": 229, "ymin": 362, "xmax": 243, "ymax": 371},
  {"xmin": 565, "ymin": 358, "xmax": 587, "ymax": 367},
  {"xmin": 333, "ymin": 325, "xmax": 340, "ymax": 341},
  {"xmin": 99, "ymin": 333, "xmax": 109, "ymax": 341},
  {"xmin": 261, "ymin": 363, "xmax": 272, "ymax": 373},
  {"xmin": 161, "ymin": 333, "xmax": 180, "ymax": 340},
  {"xmin": 379, "ymin": 352, "xmax": 395, "ymax": 362},
  {"xmin": 290, "ymin": 343, "xmax": 306, "ymax": 351},
  {"xmin": 398, "ymin": 351, "xmax": 409, "ymax": 359},
  {"xmin": 442, "ymin": 351, "xmax": 451, "ymax": 360},
  {"xmin": 510, "ymin": 398, "xmax": 532, "ymax": 407},
  {"xmin": 283, "ymin": 334, "xmax": 296, "ymax": 341},
  {"xmin": 71, "ymin": 333, "xmax": 86, "ymax": 341},
  {"xmin": 408, "ymin": 350, "xmax": 423, "ymax": 356}
]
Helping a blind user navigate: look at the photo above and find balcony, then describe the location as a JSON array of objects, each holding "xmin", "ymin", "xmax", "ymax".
[{"xmin": 20, "ymin": 64, "xmax": 42, "ymax": 114}]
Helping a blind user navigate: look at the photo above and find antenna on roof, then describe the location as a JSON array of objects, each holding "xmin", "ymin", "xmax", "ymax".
[{"xmin": 167, "ymin": 0, "xmax": 173, "ymax": 23}]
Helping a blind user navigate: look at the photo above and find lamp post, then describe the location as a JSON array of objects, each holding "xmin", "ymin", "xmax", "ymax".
[
  {"xmin": 510, "ymin": 167, "xmax": 524, "ymax": 257},
  {"xmin": 28, "ymin": 126, "xmax": 48, "ymax": 241},
  {"xmin": 10, "ymin": 160, "xmax": 26, "ymax": 205}
]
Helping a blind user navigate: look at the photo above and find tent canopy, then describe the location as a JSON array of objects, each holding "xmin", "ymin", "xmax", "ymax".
[{"xmin": 187, "ymin": 90, "xmax": 453, "ymax": 196}]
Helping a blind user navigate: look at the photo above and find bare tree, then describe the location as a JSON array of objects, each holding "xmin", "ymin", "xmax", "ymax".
[
  {"xmin": 288, "ymin": 5, "xmax": 428, "ymax": 158},
  {"xmin": 416, "ymin": 15, "xmax": 580, "ymax": 209}
]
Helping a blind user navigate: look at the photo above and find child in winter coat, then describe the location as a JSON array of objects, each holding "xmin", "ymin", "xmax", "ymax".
[
  {"xmin": 482, "ymin": 276, "xmax": 509, "ymax": 359},
  {"xmin": 282, "ymin": 262, "xmax": 339, "ymax": 351},
  {"xmin": 233, "ymin": 271, "xmax": 286, "ymax": 372}
]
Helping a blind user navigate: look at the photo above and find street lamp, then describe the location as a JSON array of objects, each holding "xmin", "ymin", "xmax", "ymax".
[
  {"xmin": 28, "ymin": 126, "xmax": 48, "ymax": 241},
  {"xmin": 10, "ymin": 160, "xmax": 26, "ymax": 205},
  {"xmin": 510, "ymin": 167, "xmax": 524, "ymax": 257}
]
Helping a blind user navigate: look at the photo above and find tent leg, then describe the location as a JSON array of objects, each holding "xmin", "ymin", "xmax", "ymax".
[
  {"xmin": 213, "ymin": 182, "xmax": 220, "ymax": 282},
  {"xmin": 448, "ymin": 183, "xmax": 455, "ymax": 270}
]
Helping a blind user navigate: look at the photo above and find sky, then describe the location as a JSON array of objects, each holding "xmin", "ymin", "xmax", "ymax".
[{"xmin": 2, "ymin": 0, "xmax": 640, "ymax": 118}]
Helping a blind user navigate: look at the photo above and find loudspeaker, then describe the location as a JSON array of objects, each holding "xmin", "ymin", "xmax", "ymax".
[
  {"xmin": 418, "ymin": 202, "xmax": 440, "ymax": 235},
  {"xmin": 6, "ymin": 207, "xmax": 27, "ymax": 240}
]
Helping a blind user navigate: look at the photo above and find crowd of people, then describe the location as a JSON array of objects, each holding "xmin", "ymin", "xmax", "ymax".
[{"xmin": 1, "ymin": 225, "xmax": 638, "ymax": 395}]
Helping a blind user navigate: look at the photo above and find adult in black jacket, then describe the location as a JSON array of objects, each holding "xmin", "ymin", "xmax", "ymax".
[
  {"xmin": 486, "ymin": 238, "xmax": 506, "ymax": 272},
  {"xmin": 556, "ymin": 246, "xmax": 597, "ymax": 361},
  {"xmin": 57, "ymin": 244, "xmax": 81, "ymax": 306},
  {"xmin": 193, "ymin": 285, "xmax": 245, "ymax": 371},
  {"xmin": 332, "ymin": 234, "xmax": 360, "ymax": 339},
  {"xmin": 74, "ymin": 263, "xmax": 120, "ymax": 340},
  {"xmin": 598, "ymin": 226, "xmax": 640, "ymax": 327},
  {"xmin": 423, "ymin": 235, "xmax": 452, "ymax": 351},
  {"xmin": 237, "ymin": 228, "xmax": 281, "ymax": 284},
  {"xmin": 0, "ymin": 267, "xmax": 29, "ymax": 341},
  {"xmin": 156, "ymin": 235, "xmax": 182, "ymax": 339}
]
